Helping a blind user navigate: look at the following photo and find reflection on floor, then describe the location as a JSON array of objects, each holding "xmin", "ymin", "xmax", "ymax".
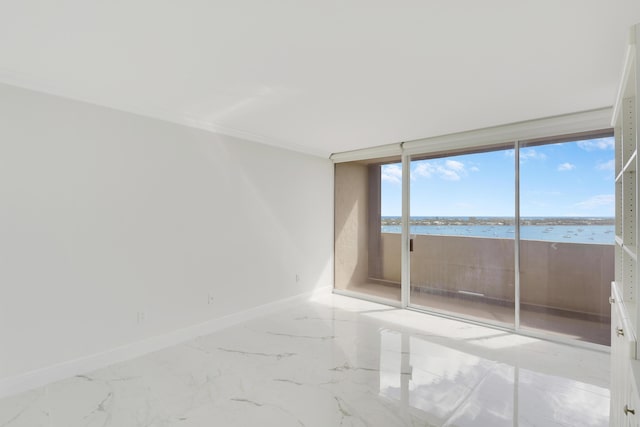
[
  {"xmin": 345, "ymin": 282, "xmax": 610, "ymax": 346},
  {"xmin": 0, "ymin": 293, "xmax": 609, "ymax": 427}
]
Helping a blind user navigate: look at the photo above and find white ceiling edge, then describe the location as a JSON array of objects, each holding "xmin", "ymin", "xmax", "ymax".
[
  {"xmin": 331, "ymin": 107, "xmax": 613, "ymax": 163},
  {"xmin": 0, "ymin": 69, "xmax": 615, "ymax": 162},
  {"xmin": 0, "ymin": 69, "xmax": 332, "ymax": 159}
]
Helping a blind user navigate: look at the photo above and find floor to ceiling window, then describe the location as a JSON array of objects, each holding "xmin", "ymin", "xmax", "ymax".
[
  {"xmin": 333, "ymin": 129, "xmax": 614, "ymax": 346},
  {"xmin": 407, "ymin": 146, "xmax": 515, "ymax": 327},
  {"xmin": 518, "ymin": 136, "xmax": 614, "ymax": 345}
]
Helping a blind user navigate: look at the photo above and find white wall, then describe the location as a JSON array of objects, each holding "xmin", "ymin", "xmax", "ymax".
[{"xmin": 0, "ymin": 83, "xmax": 333, "ymax": 384}]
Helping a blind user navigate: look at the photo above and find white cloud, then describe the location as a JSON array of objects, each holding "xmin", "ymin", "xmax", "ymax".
[
  {"xmin": 470, "ymin": 166, "xmax": 480, "ymax": 172},
  {"xmin": 412, "ymin": 159, "xmax": 467, "ymax": 181},
  {"xmin": 440, "ymin": 169, "xmax": 461, "ymax": 181},
  {"xmin": 520, "ymin": 149, "xmax": 547, "ymax": 160},
  {"xmin": 412, "ymin": 162, "xmax": 435, "ymax": 179},
  {"xmin": 381, "ymin": 164, "xmax": 402, "ymax": 184},
  {"xmin": 557, "ymin": 162, "xmax": 576, "ymax": 171},
  {"xmin": 577, "ymin": 137, "xmax": 614, "ymax": 151},
  {"xmin": 445, "ymin": 160, "xmax": 465, "ymax": 171},
  {"xmin": 596, "ymin": 159, "xmax": 615, "ymax": 171},
  {"xmin": 575, "ymin": 194, "xmax": 614, "ymax": 210}
]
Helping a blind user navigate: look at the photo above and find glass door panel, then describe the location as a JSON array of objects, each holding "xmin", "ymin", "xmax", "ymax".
[
  {"xmin": 408, "ymin": 147, "xmax": 515, "ymax": 326},
  {"xmin": 334, "ymin": 156, "xmax": 402, "ymax": 302},
  {"xmin": 519, "ymin": 137, "xmax": 614, "ymax": 345}
]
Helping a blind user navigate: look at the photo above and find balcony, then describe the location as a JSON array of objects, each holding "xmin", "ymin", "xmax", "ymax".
[{"xmin": 341, "ymin": 233, "xmax": 613, "ymax": 346}]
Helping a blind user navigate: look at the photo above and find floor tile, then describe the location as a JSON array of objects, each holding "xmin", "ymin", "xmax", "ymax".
[{"xmin": 0, "ymin": 293, "xmax": 610, "ymax": 426}]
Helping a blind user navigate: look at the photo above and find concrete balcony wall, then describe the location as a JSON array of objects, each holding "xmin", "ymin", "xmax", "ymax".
[
  {"xmin": 519, "ymin": 239, "xmax": 613, "ymax": 317},
  {"xmin": 334, "ymin": 163, "xmax": 370, "ymax": 290},
  {"xmin": 380, "ymin": 233, "xmax": 613, "ymax": 318}
]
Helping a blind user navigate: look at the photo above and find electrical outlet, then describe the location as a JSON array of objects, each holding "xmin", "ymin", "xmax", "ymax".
[
  {"xmin": 137, "ymin": 311, "xmax": 146, "ymax": 324},
  {"xmin": 208, "ymin": 293, "xmax": 215, "ymax": 305}
]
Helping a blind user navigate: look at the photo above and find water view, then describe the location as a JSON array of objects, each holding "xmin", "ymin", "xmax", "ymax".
[{"xmin": 381, "ymin": 216, "xmax": 615, "ymax": 244}]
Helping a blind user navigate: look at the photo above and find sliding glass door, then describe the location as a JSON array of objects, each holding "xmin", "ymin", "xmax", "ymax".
[
  {"xmin": 518, "ymin": 137, "xmax": 614, "ymax": 345},
  {"xmin": 407, "ymin": 146, "xmax": 516, "ymax": 327},
  {"xmin": 333, "ymin": 131, "xmax": 614, "ymax": 346}
]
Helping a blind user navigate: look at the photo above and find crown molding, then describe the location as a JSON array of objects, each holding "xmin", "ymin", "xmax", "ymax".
[
  {"xmin": 329, "ymin": 109, "xmax": 613, "ymax": 162},
  {"xmin": 330, "ymin": 143, "xmax": 402, "ymax": 163},
  {"xmin": 400, "ymin": 108, "xmax": 613, "ymax": 157},
  {"xmin": 0, "ymin": 69, "xmax": 331, "ymax": 159},
  {"xmin": 0, "ymin": 69, "xmax": 614, "ymax": 162}
]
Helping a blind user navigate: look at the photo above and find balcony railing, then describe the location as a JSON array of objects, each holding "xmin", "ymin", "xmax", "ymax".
[{"xmin": 376, "ymin": 233, "xmax": 613, "ymax": 345}]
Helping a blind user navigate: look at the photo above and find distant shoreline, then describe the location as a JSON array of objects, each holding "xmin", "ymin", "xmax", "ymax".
[{"xmin": 381, "ymin": 216, "xmax": 615, "ymax": 227}]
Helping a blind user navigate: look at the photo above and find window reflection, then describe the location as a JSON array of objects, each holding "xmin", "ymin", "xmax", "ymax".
[{"xmin": 378, "ymin": 329, "xmax": 608, "ymax": 426}]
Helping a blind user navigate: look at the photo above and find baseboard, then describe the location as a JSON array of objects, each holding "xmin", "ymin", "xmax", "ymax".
[{"xmin": 0, "ymin": 285, "xmax": 332, "ymax": 400}]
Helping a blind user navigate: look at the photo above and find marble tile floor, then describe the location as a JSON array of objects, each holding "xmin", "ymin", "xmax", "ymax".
[{"xmin": 0, "ymin": 293, "xmax": 610, "ymax": 426}]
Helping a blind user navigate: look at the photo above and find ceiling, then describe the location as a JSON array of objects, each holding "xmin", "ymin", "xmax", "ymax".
[{"xmin": 1, "ymin": 1, "xmax": 640, "ymax": 158}]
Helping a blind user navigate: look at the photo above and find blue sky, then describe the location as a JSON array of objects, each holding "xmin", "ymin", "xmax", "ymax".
[{"xmin": 380, "ymin": 137, "xmax": 615, "ymax": 217}]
